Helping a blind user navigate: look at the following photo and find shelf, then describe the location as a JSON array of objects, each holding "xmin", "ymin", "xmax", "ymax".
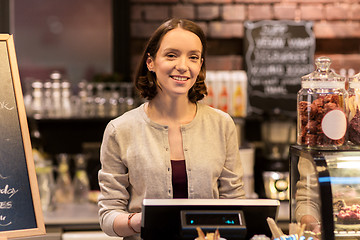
[{"xmin": 28, "ymin": 117, "xmax": 112, "ymax": 154}]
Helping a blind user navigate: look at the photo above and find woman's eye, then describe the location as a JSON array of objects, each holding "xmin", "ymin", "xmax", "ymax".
[
  {"xmin": 166, "ymin": 53, "xmax": 176, "ymax": 58},
  {"xmin": 190, "ymin": 55, "xmax": 200, "ymax": 60}
]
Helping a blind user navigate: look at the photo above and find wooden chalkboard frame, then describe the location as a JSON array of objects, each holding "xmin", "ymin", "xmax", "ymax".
[{"xmin": 0, "ymin": 34, "xmax": 45, "ymax": 238}]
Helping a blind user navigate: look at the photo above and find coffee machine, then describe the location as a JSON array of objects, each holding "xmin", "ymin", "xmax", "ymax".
[{"xmin": 260, "ymin": 114, "xmax": 296, "ymax": 200}]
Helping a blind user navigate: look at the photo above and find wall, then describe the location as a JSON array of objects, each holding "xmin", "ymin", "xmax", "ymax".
[
  {"xmin": 14, "ymin": 0, "xmax": 112, "ymax": 86},
  {"xmin": 129, "ymin": 0, "xmax": 360, "ymax": 74}
]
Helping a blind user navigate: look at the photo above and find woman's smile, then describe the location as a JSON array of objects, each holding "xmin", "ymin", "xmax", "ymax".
[{"xmin": 171, "ymin": 75, "xmax": 189, "ymax": 82}]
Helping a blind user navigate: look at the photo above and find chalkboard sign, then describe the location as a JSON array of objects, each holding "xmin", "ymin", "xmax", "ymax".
[
  {"xmin": 244, "ymin": 20, "xmax": 315, "ymax": 118},
  {"xmin": 0, "ymin": 35, "xmax": 45, "ymax": 238}
]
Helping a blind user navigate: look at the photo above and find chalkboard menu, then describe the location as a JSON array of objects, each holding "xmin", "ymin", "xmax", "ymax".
[
  {"xmin": 0, "ymin": 35, "xmax": 45, "ymax": 238},
  {"xmin": 244, "ymin": 20, "xmax": 315, "ymax": 118}
]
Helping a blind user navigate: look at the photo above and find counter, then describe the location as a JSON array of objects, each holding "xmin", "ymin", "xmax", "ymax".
[
  {"xmin": 13, "ymin": 202, "xmax": 121, "ymax": 240},
  {"xmin": 42, "ymin": 202, "xmax": 100, "ymax": 230},
  {"xmin": 11, "ymin": 201, "xmax": 289, "ymax": 240}
]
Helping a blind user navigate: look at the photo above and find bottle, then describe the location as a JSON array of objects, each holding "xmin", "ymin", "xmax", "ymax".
[
  {"xmin": 207, "ymin": 85, "xmax": 215, "ymax": 108},
  {"xmin": 85, "ymin": 83, "xmax": 96, "ymax": 117},
  {"xmin": 35, "ymin": 159, "xmax": 56, "ymax": 212},
  {"xmin": 108, "ymin": 83, "xmax": 120, "ymax": 117},
  {"xmin": 31, "ymin": 81, "xmax": 43, "ymax": 118},
  {"xmin": 218, "ymin": 71, "xmax": 229, "ymax": 113},
  {"xmin": 297, "ymin": 56, "xmax": 348, "ymax": 147},
  {"xmin": 55, "ymin": 154, "xmax": 74, "ymax": 203},
  {"xmin": 73, "ymin": 154, "xmax": 90, "ymax": 203},
  {"xmin": 232, "ymin": 71, "xmax": 247, "ymax": 117},
  {"xmin": 43, "ymin": 81, "xmax": 53, "ymax": 117},
  {"xmin": 61, "ymin": 81, "xmax": 72, "ymax": 117},
  {"xmin": 125, "ymin": 83, "xmax": 135, "ymax": 112},
  {"xmin": 76, "ymin": 80, "xmax": 88, "ymax": 117},
  {"xmin": 118, "ymin": 83, "xmax": 127, "ymax": 114},
  {"xmin": 23, "ymin": 77, "xmax": 34, "ymax": 116},
  {"xmin": 94, "ymin": 83, "xmax": 106, "ymax": 117},
  {"xmin": 51, "ymin": 81, "xmax": 62, "ymax": 118},
  {"xmin": 347, "ymin": 72, "xmax": 360, "ymax": 145},
  {"xmin": 205, "ymin": 71, "xmax": 215, "ymax": 108},
  {"xmin": 50, "ymin": 71, "xmax": 63, "ymax": 118}
]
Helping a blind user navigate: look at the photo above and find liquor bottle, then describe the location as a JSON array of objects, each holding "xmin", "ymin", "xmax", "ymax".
[
  {"xmin": 73, "ymin": 154, "xmax": 90, "ymax": 203},
  {"xmin": 55, "ymin": 154, "xmax": 74, "ymax": 203},
  {"xmin": 218, "ymin": 72, "xmax": 229, "ymax": 113}
]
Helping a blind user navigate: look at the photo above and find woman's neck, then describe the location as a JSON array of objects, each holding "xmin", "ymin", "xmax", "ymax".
[{"xmin": 146, "ymin": 96, "xmax": 196, "ymax": 125}]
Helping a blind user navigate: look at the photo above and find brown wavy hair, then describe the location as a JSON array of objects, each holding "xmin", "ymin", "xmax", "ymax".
[{"xmin": 134, "ymin": 18, "xmax": 207, "ymax": 103}]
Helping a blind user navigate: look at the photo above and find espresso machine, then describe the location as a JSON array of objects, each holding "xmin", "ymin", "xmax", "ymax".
[{"xmin": 260, "ymin": 114, "xmax": 296, "ymax": 200}]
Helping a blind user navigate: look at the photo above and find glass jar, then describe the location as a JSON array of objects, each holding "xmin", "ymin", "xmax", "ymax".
[
  {"xmin": 297, "ymin": 56, "xmax": 348, "ymax": 147},
  {"xmin": 347, "ymin": 72, "xmax": 360, "ymax": 145}
]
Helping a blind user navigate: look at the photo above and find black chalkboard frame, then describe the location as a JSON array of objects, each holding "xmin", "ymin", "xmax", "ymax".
[{"xmin": 0, "ymin": 34, "xmax": 45, "ymax": 238}]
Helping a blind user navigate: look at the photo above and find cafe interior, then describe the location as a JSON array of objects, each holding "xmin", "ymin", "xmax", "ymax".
[{"xmin": 1, "ymin": 0, "xmax": 360, "ymax": 239}]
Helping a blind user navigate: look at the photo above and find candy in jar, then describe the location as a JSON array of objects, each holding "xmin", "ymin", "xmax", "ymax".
[
  {"xmin": 297, "ymin": 56, "xmax": 348, "ymax": 147},
  {"xmin": 347, "ymin": 72, "xmax": 360, "ymax": 145}
]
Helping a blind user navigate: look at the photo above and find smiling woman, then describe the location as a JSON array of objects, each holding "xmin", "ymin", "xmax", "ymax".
[{"xmin": 98, "ymin": 18, "xmax": 245, "ymax": 240}]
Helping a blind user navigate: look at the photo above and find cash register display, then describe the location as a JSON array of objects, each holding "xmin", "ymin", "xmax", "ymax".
[{"xmin": 184, "ymin": 211, "xmax": 242, "ymax": 226}]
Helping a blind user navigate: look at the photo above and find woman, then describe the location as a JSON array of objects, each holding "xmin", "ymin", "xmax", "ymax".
[{"xmin": 98, "ymin": 18, "xmax": 245, "ymax": 240}]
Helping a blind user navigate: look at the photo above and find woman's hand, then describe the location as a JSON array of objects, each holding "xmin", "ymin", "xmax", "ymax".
[
  {"xmin": 129, "ymin": 213, "xmax": 142, "ymax": 233},
  {"xmin": 113, "ymin": 212, "xmax": 142, "ymax": 237},
  {"xmin": 301, "ymin": 215, "xmax": 321, "ymax": 233}
]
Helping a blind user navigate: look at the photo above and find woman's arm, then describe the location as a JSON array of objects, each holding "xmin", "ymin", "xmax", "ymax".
[
  {"xmin": 98, "ymin": 122, "xmax": 136, "ymax": 237},
  {"xmin": 113, "ymin": 212, "xmax": 142, "ymax": 236},
  {"xmin": 218, "ymin": 117, "xmax": 245, "ymax": 199}
]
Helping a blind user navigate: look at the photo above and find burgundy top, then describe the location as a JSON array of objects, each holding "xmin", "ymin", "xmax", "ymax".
[{"xmin": 171, "ymin": 160, "xmax": 188, "ymax": 198}]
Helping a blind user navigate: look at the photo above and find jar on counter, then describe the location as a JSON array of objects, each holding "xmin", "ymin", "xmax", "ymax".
[
  {"xmin": 297, "ymin": 56, "xmax": 348, "ymax": 147},
  {"xmin": 347, "ymin": 72, "xmax": 360, "ymax": 145}
]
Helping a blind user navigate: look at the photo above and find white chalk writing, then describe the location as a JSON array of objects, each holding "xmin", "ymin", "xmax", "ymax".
[
  {"xmin": 0, "ymin": 215, "xmax": 12, "ymax": 227},
  {"xmin": 254, "ymin": 49, "xmax": 308, "ymax": 64},
  {"xmin": 288, "ymin": 37, "xmax": 314, "ymax": 49},
  {"xmin": 0, "ymin": 101, "xmax": 14, "ymax": 111},
  {"xmin": 255, "ymin": 37, "xmax": 286, "ymax": 48},
  {"xmin": 260, "ymin": 24, "xmax": 288, "ymax": 36},
  {"xmin": 0, "ymin": 201, "xmax": 12, "ymax": 209},
  {"xmin": 0, "ymin": 174, "xmax": 7, "ymax": 180},
  {"xmin": 0, "ymin": 177, "xmax": 18, "ymax": 228},
  {"xmin": 0, "ymin": 185, "xmax": 18, "ymax": 198}
]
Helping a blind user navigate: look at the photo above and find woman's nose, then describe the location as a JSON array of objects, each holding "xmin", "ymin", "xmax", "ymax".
[{"xmin": 175, "ymin": 57, "xmax": 188, "ymax": 72}]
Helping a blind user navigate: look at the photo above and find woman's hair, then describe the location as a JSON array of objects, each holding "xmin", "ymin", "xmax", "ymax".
[{"xmin": 134, "ymin": 18, "xmax": 207, "ymax": 103}]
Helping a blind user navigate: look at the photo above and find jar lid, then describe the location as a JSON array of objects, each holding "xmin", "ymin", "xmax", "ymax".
[
  {"xmin": 301, "ymin": 56, "xmax": 345, "ymax": 82},
  {"xmin": 349, "ymin": 72, "xmax": 360, "ymax": 88},
  {"xmin": 349, "ymin": 72, "xmax": 360, "ymax": 82}
]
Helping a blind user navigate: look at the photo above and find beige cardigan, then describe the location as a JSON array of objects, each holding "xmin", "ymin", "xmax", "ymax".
[{"xmin": 98, "ymin": 103, "xmax": 245, "ymax": 239}]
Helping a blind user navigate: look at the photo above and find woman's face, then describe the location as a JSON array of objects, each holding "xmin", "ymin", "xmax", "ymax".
[{"xmin": 146, "ymin": 28, "xmax": 203, "ymax": 99}]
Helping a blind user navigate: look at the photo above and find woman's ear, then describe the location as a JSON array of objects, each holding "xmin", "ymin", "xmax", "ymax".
[{"xmin": 146, "ymin": 55, "xmax": 154, "ymax": 72}]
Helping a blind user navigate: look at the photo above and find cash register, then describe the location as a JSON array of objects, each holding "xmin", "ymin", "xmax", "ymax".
[{"xmin": 141, "ymin": 199, "xmax": 279, "ymax": 240}]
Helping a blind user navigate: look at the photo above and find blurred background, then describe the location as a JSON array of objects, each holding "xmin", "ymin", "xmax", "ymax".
[{"xmin": 1, "ymin": 0, "xmax": 360, "ymax": 239}]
